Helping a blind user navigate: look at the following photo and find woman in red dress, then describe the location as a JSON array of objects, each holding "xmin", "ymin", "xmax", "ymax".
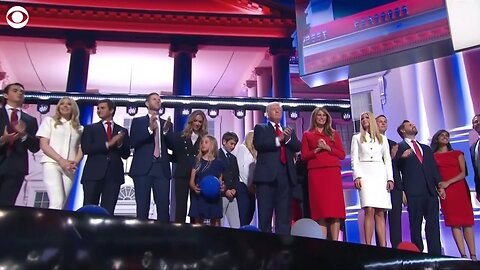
[
  {"xmin": 301, "ymin": 107, "xmax": 346, "ymax": 240},
  {"xmin": 431, "ymin": 129, "xmax": 476, "ymax": 260}
]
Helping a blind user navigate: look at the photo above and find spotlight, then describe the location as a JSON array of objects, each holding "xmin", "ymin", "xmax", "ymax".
[
  {"xmin": 288, "ymin": 111, "xmax": 299, "ymax": 120},
  {"xmin": 181, "ymin": 108, "xmax": 191, "ymax": 116},
  {"xmin": 126, "ymin": 105, "xmax": 138, "ymax": 116},
  {"xmin": 208, "ymin": 108, "xmax": 219, "ymax": 118},
  {"xmin": 342, "ymin": 112, "xmax": 352, "ymax": 121},
  {"xmin": 233, "ymin": 109, "xmax": 245, "ymax": 119},
  {"xmin": 37, "ymin": 103, "xmax": 50, "ymax": 114}
]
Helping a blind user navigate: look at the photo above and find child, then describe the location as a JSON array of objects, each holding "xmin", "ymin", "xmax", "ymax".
[
  {"xmin": 188, "ymin": 135, "xmax": 225, "ymax": 226},
  {"xmin": 219, "ymin": 131, "xmax": 241, "ymax": 228}
]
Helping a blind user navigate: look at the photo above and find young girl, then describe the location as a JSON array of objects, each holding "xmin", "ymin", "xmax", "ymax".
[{"xmin": 188, "ymin": 135, "xmax": 225, "ymax": 226}]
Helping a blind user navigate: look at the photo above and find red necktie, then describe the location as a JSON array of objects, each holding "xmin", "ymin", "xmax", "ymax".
[
  {"xmin": 275, "ymin": 123, "xmax": 287, "ymax": 165},
  {"xmin": 106, "ymin": 121, "xmax": 112, "ymax": 141},
  {"xmin": 9, "ymin": 108, "xmax": 18, "ymax": 150},
  {"xmin": 411, "ymin": 140, "xmax": 423, "ymax": 163}
]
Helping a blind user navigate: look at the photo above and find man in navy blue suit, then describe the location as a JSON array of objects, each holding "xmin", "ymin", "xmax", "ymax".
[
  {"xmin": 253, "ymin": 102, "xmax": 301, "ymax": 235},
  {"xmin": 395, "ymin": 120, "xmax": 444, "ymax": 255},
  {"xmin": 0, "ymin": 83, "xmax": 40, "ymax": 206},
  {"xmin": 129, "ymin": 93, "xmax": 173, "ymax": 221},
  {"xmin": 81, "ymin": 99, "xmax": 130, "ymax": 215},
  {"xmin": 470, "ymin": 114, "xmax": 480, "ymax": 203}
]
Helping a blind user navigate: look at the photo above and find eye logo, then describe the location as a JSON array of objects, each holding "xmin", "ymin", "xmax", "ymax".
[{"xmin": 6, "ymin": 6, "xmax": 29, "ymax": 29}]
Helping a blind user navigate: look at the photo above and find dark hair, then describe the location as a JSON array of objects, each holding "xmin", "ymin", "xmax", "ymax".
[
  {"xmin": 98, "ymin": 99, "xmax": 116, "ymax": 116},
  {"xmin": 375, "ymin": 114, "xmax": 387, "ymax": 120},
  {"xmin": 222, "ymin": 131, "xmax": 239, "ymax": 143},
  {"xmin": 430, "ymin": 129, "xmax": 453, "ymax": 153},
  {"xmin": 2, "ymin": 83, "xmax": 24, "ymax": 94},
  {"xmin": 396, "ymin": 120, "xmax": 409, "ymax": 139},
  {"xmin": 146, "ymin": 92, "xmax": 160, "ymax": 102}
]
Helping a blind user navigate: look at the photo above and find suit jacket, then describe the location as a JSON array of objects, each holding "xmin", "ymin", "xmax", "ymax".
[
  {"xmin": 253, "ymin": 123, "xmax": 301, "ymax": 185},
  {"xmin": 470, "ymin": 139, "xmax": 480, "ymax": 195},
  {"xmin": 394, "ymin": 140, "xmax": 441, "ymax": 197},
  {"xmin": 172, "ymin": 132, "xmax": 200, "ymax": 179},
  {"xmin": 0, "ymin": 107, "xmax": 40, "ymax": 176},
  {"xmin": 218, "ymin": 149, "xmax": 240, "ymax": 191},
  {"xmin": 129, "ymin": 115, "xmax": 174, "ymax": 178},
  {"xmin": 388, "ymin": 138, "xmax": 402, "ymax": 191},
  {"xmin": 81, "ymin": 121, "xmax": 130, "ymax": 183}
]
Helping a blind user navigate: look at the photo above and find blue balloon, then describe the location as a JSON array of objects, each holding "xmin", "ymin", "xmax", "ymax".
[
  {"xmin": 76, "ymin": 205, "xmax": 110, "ymax": 216},
  {"xmin": 199, "ymin": 175, "xmax": 221, "ymax": 201},
  {"xmin": 291, "ymin": 218, "xmax": 324, "ymax": 239}
]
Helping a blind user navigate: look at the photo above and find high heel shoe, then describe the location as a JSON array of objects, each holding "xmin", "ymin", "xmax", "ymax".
[
  {"xmin": 470, "ymin": 254, "xmax": 477, "ymax": 261},
  {"xmin": 460, "ymin": 254, "xmax": 467, "ymax": 259}
]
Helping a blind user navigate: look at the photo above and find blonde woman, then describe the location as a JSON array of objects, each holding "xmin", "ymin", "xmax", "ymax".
[
  {"xmin": 36, "ymin": 97, "xmax": 83, "ymax": 209},
  {"xmin": 235, "ymin": 130, "xmax": 257, "ymax": 226},
  {"xmin": 351, "ymin": 111, "xmax": 394, "ymax": 247}
]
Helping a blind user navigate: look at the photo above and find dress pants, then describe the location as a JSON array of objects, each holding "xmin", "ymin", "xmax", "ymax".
[
  {"xmin": 82, "ymin": 163, "xmax": 121, "ymax": 215},
  {"xmin": 42, "ymin": 162, "xmax": 74, "ymax": 210},
  {"xmin": 133, "ymin": 160, "xmax": 170, "ymax": 221},
  {"xmin": 222, "ymin": 197, "xmax": 240, "ymax": 228}
]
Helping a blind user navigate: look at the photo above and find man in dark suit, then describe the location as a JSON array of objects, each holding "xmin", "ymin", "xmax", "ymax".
[
  {"xmin": 470, "ymin": 114, "xmax": 480, "ymax": 203},
  {"xmin": 376, "ymin": 115, "xmax": 402, "ymax": 248},
  {"xmin": 219, "ymin": 131, "xmax": 241, "ymax": 228},
  {"xmin": 81, "ymin": 99, "xmax": 130, "ymax": 215},
  {"xmin": 0, "ymin": 83, "xmax": 40, "ymax": 206},
  {"xmin": 253, "ymin": 102, "xmax": 301, "ymax": 235},
  {"xmin": 395, "ymin": 120, "xmax": 444, "ymax": 255},
  {"xmin": 129, "ymin": 93, "xmax": 173, "ymax": 221}
]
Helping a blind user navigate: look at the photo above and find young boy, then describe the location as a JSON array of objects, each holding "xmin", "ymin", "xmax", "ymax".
[{"xmin": 219, "ymin": 131, "xmax": 240, "ymax": 228}]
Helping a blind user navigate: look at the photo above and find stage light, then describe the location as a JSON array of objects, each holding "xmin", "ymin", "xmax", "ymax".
[
  {"xmin": 234, "ymin": 109, "xmax": 245, "ymax": 119},
  {"xmin": 181, "ymin": 108, "xmax": 191, "ymax": 116},
  {"xmin": 289, "ymin": 111, "xmax": 299, "ymax": 120},
  {"xmin": 158, "ymin": 107, "xmax": 165, "ymax": 116},
  {"xmin": 342, "ymin": 112, "xmax": 352, "ymax": 121},
  {"xmin": 208, "ymin": 108, "xmax": 219, "ymax": 118},
  {"xmin": 126, "ymin": 105, "xmax": 138, "ymax": 116},
  {"xmin": 37, "ymin": 103, "xmax": 50, "ymax": 114}
]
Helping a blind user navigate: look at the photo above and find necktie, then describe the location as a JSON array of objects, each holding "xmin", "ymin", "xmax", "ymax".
[
  {"xmin": 9, "ymin": 108, "xmax": 18, "ymax": 132},
  {"xmin": 153, "ymin": 127, "xmax": 160, "ymax": 158},
  {"xmin": 411, "ymin": 140, "xmax": 423, "ymax": 163},
  {"xmin": 226, "ymin": 152, "xmax": 232, "ymax": 165},
  {"xmin": 275, "ymin": 123, "xmax": 287, "ymax": 165},
  {"xmin": 106, "ymin": 121, "xmax": 112, "ymax": 141},
  {"xmin": 8, "ymin": 108, "xmax": 18, "ymax": 150}
]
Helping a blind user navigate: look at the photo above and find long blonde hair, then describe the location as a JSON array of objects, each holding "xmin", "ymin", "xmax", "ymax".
[
  {"xmin": 360, "ymin": 111, "xmax": 383, "ymax": 144},
  {"xmin": 53, "ymin": 97, "xmax": 81, "ymax": 131},
  {"xmin": 244, "ymin": 130, "xmax": 257, "ymax": 160},
  {"xmin": 309, "ymin": 107, "xmax": 335, "ymax": 140},
  {"xmin": 194, "ymin": 135, "xmax": 218, "ymax": 169},
  {"xmin": 182, "ymin": 110, "xmax": 208, "ymax": 138}
]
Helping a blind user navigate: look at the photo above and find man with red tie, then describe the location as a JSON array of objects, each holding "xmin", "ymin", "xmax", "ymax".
[
  {"xmin": 0, "ymin": 83, "xmax": 40, "ymax": 206},
  {"xmin": 253, "ymin": 102, "xmax": 301, "ymax": 234},
  {"xmin": 395, "ymin": 120, "xmax": 444, "ymax": 255},
  {"xmin": 81, "ymin": 99, "xmax": 130, "ymax": 215}
]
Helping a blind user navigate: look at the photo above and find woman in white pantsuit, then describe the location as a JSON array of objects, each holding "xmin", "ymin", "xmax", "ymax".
[
  {"xmin": 351, "ymin": 111, "xmax": 394, "ymax": 247},
  {"xmin": 36, "ymin": 97, "xmax": 83, "ymax": 209}
]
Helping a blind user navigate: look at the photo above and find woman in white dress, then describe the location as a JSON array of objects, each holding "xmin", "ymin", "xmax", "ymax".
[
  {"xmin": 235, "ymin": 130, "xmax": 257, "ymax": 225},
  {"xmin": 351, "ymin": 111, "xmax": 394, "ymax": 247},
  {"xmin": 36, "ymin": 97, "xmax": 83, "ymax": 209}
]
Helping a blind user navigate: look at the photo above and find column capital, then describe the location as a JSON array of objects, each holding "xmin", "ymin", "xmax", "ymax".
[
  {"xmin": 245, "ymin": 80, "xmax": 257, "ymax": 88},
  {"xmin": 66, "ymin": 39, "xmax": 97, "ymax": 54},
  {"xmin": 169, "ymin": 43, "xmax": 198, "ymax": 58},
  {"xmin": 268, "ymin": 46, "xmax": 294, "ymax": 57},
  {"xmin": 254, "ymin": 66, "xmax": 272, "ymax": 76}
]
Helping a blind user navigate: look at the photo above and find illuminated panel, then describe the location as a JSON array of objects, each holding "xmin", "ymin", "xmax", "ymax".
[{"xmin": 295, "ymin": 0, "xmax": 450, "ymax": 75}]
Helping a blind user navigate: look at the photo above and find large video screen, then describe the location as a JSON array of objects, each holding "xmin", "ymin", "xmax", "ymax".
[{"xmin": 295, "ymin": 0, "xmax": 451, "ymax": 76}]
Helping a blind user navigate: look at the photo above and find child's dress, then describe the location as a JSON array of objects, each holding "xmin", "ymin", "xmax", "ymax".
[{"xmin": 188, "ymin": 158, "xmax": 225, "ymax": 219}]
